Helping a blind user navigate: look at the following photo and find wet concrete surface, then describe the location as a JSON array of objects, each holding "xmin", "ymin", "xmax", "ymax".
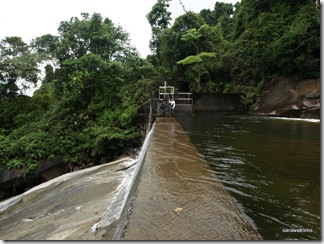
[
  {"xmin": 122, "ymin": 117, "xmax": 261, "ymax": 240},
  {"xmin": 0, "ymin": 158, "xmax": 138, "ymax": 240},
  {"xmin": 0, "ymin": 117, "xmax": 262, "ymax": 240}
]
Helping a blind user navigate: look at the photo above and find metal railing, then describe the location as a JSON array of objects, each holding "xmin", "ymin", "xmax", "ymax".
[{"xmin": 174, "ymin": 92, "xmax": 193, "ymax": 104}]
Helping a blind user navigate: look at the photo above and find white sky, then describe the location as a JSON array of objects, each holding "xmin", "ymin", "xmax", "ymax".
[{"xmin": 0, "ymin": 0, "xmax": 239, "ymax": 58}]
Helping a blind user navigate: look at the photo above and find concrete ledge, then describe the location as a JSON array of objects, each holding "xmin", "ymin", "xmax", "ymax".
[{"xmin": 122, "ymin": 117, "xmax": 262, "ymax": 240}]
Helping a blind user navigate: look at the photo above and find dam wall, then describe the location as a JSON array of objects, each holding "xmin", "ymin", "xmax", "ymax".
[
  {"xmin": 121, "ymin": 117, "xmax": 261, "ymax": 240},
  {"xmin": 193, "ymin": 93, "xmax": 246, "ymax": 113}
]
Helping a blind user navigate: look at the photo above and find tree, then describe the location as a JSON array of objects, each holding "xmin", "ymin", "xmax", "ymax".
[
  {"xmin": 155, "ymin": 11, "xmax": 207, "ymax": 88},
  {"xmin": 146, "ymin": 0, "xmax": 172, "ymax": 54},
  {"xmin": 214, "ymin": 2, "xmax": 234, "ymax": 19},
  {"xmin": 148, "ymin": 0, "xmax": 320, "ymax": 94},
  {"xmin": 0, "ymin": 12, "xmax": 153, "ymax": 172},
  {"xmin": 230, "ymin": 0, "xmax": 320, "ymax": 81},
  {"xmin": 0, "ymin": 37, "xmax": 39, "ymax": 100},
  {"xmin": 0, "ymin": 37, "xmax": 40, "ymax": 130},
  {"xmin": 177, "ymin": 52, "xmax": 216, "ymax": 91},
  {"xmin": 176, "ymin": 23, "xmax": 225, "ymax": 92},
  {"xmin": 53, "ymin": 13, "xmax": 133, "ymax": 62}
]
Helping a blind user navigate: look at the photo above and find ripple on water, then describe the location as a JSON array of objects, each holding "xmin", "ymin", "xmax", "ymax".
[{"xmin": 176, "ymin": 114, "xmax": 320, "ymax": 240}]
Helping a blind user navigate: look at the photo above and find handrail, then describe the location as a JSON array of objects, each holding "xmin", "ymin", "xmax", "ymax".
[{"xmin": 174, "ymin": 92, "xmax": 193, "ymax": 104}]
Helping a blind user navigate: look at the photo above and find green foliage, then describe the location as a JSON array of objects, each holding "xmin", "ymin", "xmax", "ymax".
[
  {"xmin": 177, "ymin": 55, "xmax": 203, "ymax": 65},
  {"xmin": 177, "ymin": 52, "xmax": 216, "ymax": 92},
  {"xmin": 0, "ymin": 37, "xmax": 39, "ymax": 100},
  {"xmin": 6, "ymin": 159, "xmax": 24, "ymax": 170},
  {"xmin": 147, "ymin": 0, "xmax": 172, "ymax": 54},
  {"xmin": 0, "ymin": 127, "xmax": 60, "ymax": 170},
  {"xmin": 147, "ymin": 0, "xmax": 319, "ymax": 96},
  {"xmin": 0, "ymin": 12, "xmax": 153, "ymax": 174},
  {"xmin": 80, "ymin": 125, "xmax": 139, "ymax": 164},
  {"xmin": 239, "ymin": 86, "xmax": 260, "ymax": 110},
  {"xmin": 172, "ymin": 11, "xmax": 205, "ymax": 33},
  {"xmin": 147, "ymin": 0, "xmax": 172, "ymax": 29},
  {"xmin": 177, "ymin": 52, "xmax": 216, "ymax": 65},
  {"xmin": 229, "ymin": 0, "xmax": 320, "ymax": 82},
  {"xmin": 223, "ymin": 81, "xmax": 264, "ymax": 111},
  {"xmin": 0, "ymin": 0, "xmax": 321, "ymax": 178}
]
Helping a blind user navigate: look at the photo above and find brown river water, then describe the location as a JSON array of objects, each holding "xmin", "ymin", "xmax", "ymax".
[{"xmin": 176, "ymin": 114, "xmax": 321, "ymax": 240}]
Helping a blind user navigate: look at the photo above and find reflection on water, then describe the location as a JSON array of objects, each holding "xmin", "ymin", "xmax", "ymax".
[{"xmin": 177, "ymin": 114, "xmax": 320, "ymax": 240}]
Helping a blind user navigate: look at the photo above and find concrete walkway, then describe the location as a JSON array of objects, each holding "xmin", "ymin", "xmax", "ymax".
[{"xmin": 121, "ymin": 117, "xmax": 261, "ymax": 240}]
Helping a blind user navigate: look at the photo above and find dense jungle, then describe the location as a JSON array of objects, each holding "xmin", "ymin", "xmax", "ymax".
[{"xmin": 0, "ymin": 0, "xmax": 320, "ymax": 196}]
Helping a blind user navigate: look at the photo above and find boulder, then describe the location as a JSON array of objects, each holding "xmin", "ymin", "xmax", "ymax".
[
  {"xmin": 0, "ymin": 158, "xmax": 70, "ymax": 201},
  {"xmin": 252, "ymin": 78, "xmax": 320, "ymax": 119}
]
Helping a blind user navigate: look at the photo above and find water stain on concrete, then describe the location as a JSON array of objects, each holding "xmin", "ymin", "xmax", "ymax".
[
  {"xmin": 121, "ymin": 117, "xmax": 261, "ymax": 240},
  {"xmin": 0, "ymin": 158, "xmax": 137, "ymax": 240}
]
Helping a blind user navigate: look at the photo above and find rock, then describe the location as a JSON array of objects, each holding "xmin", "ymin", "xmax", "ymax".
[
  {"xmin": 0, "ymin": 158, "xmax": 70, "ymax": 201},
  {"xmin": 34, "ymin": 158, "xmax": 70, "ymax": 181},
  {"xmin": 252, "ymin": 78, "xmax": 320, "ymax": 119}
]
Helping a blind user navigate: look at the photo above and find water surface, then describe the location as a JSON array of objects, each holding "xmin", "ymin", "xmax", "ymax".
[{"xmin": 177, "ymin": 114, "xmax": 320, "ymax": 240}]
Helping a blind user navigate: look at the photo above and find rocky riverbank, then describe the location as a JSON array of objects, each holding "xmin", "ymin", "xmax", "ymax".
[{"xmin": 252, "ymin": 78, "xmax": 320, "ymax": 119}]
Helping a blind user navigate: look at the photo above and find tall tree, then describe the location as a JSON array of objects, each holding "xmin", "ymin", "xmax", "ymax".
[
  {"xmin": 146, "ymin": 0, "xmax": 172, "ymax": 54},
  {"xmin": 0, "ymin": 12, "xmax": 155, "ymax": 172},
  {"xmin": 0, "ymin": 37, "xmax": 39, "ymax": 100},
  {"xmin": 0, "ymin": 37, "xmax": 40, "ymax": 130},
  {"xmin": 230, "ymin": 0, "xmax": 320, "ymax": 81}
]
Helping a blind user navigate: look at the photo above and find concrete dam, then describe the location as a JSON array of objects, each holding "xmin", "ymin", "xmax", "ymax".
[{"xmin": 0, "ymin": 117, "xmax": 260, "ymax": 240}]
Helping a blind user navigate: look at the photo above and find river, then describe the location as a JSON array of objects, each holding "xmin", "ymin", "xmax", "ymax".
[{"xmin": 176, "ymin": 114, "xmax": 320, "ymax": 240}]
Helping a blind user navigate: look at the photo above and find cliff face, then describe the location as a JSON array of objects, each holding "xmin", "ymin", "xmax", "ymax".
[{"xmin": 252, "ymin": 79, "xmax": 320, "ymax": 119}]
